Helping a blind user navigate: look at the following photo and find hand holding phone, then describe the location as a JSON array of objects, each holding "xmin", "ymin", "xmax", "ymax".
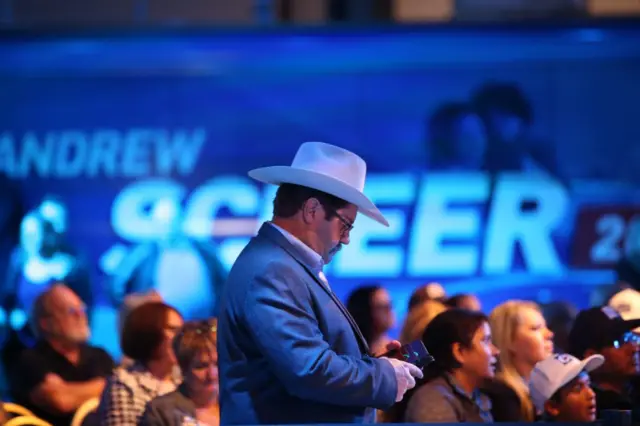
[{"xmin": 381, "ymin": 339, "xmax": 434, "ymax": 369}]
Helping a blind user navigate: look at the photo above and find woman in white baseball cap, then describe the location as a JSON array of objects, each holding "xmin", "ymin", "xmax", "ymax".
[{"xmin": 529, "ymin": 353, "xmax": 604, "ymax": 422}]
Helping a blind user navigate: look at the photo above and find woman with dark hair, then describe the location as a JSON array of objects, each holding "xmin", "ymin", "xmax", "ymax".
[
  {"xmin": 346, "ymin": 285, "xmax": 395, "ymax": 354},
  {"xmin": 99, "ymin": 302, "xmax": 184, "ymax": 425},
  {"xmin": 400, "ymin": 309, "xmax": 498, "ymax": 423}
]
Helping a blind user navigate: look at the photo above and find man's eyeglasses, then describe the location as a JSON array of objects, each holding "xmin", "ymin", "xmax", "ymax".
[{"xmin": 327, "ymin": 209, "xmax": 354, "ymax": 237}]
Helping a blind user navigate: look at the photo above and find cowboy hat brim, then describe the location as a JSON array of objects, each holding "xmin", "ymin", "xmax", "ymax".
[{"xmin": 248, "ymin": 166, "xmax": 389, "ymax": 227}]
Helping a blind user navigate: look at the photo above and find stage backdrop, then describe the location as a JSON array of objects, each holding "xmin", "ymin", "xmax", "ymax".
[{"xmin": 1, "ymin": 25, "xmax": 640, "ymax": 357}]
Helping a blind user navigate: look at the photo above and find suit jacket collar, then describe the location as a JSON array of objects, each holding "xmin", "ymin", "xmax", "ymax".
[{"xmin": 257, "ymin": 223, "xmax": 371, "ymax": 355}]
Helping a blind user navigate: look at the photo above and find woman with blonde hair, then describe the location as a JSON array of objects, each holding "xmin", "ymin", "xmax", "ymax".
[
  {"xmin": 484, "ymin": 300, "xmax": 554, "ymax": 421},
  {"xmin": 142, "ymin": 319, "xmax": 219, "ymax": 426},
  {"xmin": 399, "ymin": 300, "xmax": 448, "ymax": 344}
]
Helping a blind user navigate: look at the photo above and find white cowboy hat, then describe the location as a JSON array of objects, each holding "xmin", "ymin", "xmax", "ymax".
[{"xmin": 248, "ymin": 142, "xmax": 389, "ymax": 227}]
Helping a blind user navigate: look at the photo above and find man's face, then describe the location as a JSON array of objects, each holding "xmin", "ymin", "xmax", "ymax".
[
  {"xmin": 598, "ymin": 332, "xmax": 640, "ymax": 378},
  {"xmin": 316, "ymin": 203, "xmax": 357, "ymax": 264},
  {"xmin": 488, "ymin": 110, "xmax": 526, "ymax": 144},
  {"xmin": 42, "ymin": 286, "xmax": 90, "ymax": 344},
  {"xmin": 546, "ymin": 372, "xmax": 597, "ymax": 422}
]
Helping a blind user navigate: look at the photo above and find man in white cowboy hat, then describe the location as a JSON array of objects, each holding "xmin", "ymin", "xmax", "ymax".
[{"xmin": 217, "ymin": 142, "xmax": 423, "ymax": 425}]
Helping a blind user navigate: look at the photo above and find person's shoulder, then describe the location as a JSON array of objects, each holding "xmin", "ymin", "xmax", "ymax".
[
  {"xmin": 413, "ymin": 377, "xmax": 455, "ymax": 401},
  {"xmin": 84, "ymin": 344, "xmax": 113, "ymax": 359},
  {"xmin": 480, "ymin": 377, "xmax": 517, "ymax": 398}
]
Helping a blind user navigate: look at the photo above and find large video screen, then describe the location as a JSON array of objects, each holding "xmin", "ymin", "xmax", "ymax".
[{"xmin": 1, "ymin": 25, "xmax": 639, "ymax": 358}]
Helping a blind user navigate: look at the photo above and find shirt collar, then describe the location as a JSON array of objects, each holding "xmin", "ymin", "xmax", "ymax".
[
  {"xmin": 268, "ymin": 222, "xmax": 324, "ymax": 272},
  {"xmin": 445, "ymin": 373, "xmax": 493, "ymax": 415}
]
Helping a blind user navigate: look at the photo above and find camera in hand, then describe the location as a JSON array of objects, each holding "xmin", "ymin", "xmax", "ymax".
[{"xmin": 382, "ymin": 340, "xmax": 434, "ymax": 369}]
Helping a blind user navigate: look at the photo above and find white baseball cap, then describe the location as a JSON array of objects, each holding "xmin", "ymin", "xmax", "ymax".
[
  {"xmin": 609, "ymin": 288, "xmax": 640, "ymax": 332},
  {"xmin": 530, "ymin": 353, "xmax": 604, "ymax": 412}
]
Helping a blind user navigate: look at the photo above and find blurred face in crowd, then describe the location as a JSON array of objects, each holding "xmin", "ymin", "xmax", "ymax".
[
  {"xmin": 594, "ymin": 332, "xmax": 640, "ymax": 379},
  {"xmin": 186, "ymin": 346, "xmax": 219, "ymax": 402},
  {"xmin": 371, "ymin": 288, "xmax": 395, "ymax": 333},
  {"xmin": 511, "ymin": 307, "xmax": 554, "ymax": 366},
  {"xmin": 159, "ymin": 310, "xmax": 184, "ymax": 365},
  {"xmin": 41, "ymin": 285, "xmax": 90, "ymax": 344},
  {"xmin": 455, "ymin": 321, "xmax": 499, "ymax": 382},
  {"xmin": 457, "ymin": 295, "xmax": 482, "ymax": 312},
  {"xmin": 545, "ymin": 372, "xmax": 597, "ymax": 422}
]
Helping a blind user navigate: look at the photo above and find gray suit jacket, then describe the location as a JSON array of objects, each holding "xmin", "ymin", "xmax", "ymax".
[{"xmin": 217, "ymin": 223, "xmax": 397, "ymax": 425}]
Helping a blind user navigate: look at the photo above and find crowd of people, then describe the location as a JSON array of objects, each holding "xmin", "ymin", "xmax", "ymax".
[{"xmin": 2, "ymin": 141, "xmax": 640, "ymax": 426}]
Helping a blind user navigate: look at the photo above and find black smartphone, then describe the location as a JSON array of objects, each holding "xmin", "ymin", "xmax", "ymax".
[{"xmin": 382, "ymin": 340, "xmax": 434, "ymax": 369}]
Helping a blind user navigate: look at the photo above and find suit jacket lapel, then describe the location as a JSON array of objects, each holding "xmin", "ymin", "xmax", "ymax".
[{"xmin": 258, "ymin": 223, "xmax": 371, "ymax": 355}]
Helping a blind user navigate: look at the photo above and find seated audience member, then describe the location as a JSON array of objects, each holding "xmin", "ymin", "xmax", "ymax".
[
  {"xmin": 530, "ymin": 353, "xmax": 603, "ymax": 422},
  {"xmin": 118, "ymin": 290, "xmax": 164, "ymax": 367},
  {"xmin": 446, "ymin": 294, "xmax": 482, "ymax": 312},
  {"xmin": 401, "ymin": 309, "xmax": 498, "ymax": 423},
  {"xmin": 484, "ymin": 300, "xmax": 554, "ymax": 421},
  {"xmin": 142, "ymin": 319, "xmax": 219, "ymax": 426},
  {"xmin": 568, "ymin": 306, "xmax": 640, "ymax": 417},
  {"xmin": 99, "ymin": 302, "xmax": 183, "ymax": 425},
  {"xmin": 8, "ymin": 284, "xmax": 114, "ymax": 426},
  {"xmin": 399, "ymin": 300, "xmax": 448, "ymax": 344},
  {"xmin": 407, "ymin": 282, "xmax": 446, "ymax": 311},
  {"xmin": 346, "ymin": 285, "xmax": 395, "ymax": 354}
]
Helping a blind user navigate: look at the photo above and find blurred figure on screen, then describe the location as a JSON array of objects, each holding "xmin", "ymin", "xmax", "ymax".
[
  {"xmin": 110, "ymin": 197, "xmax": 227, "ymax": 321},
  {"xmin": 472, "ymin": 81, "xmax": 559, "ymax": 178},
  {"xmin": 346, "ymin": 285, "xmax": 396, "ymax": 355},
  {"xmin": 427, "ymin": 102, "xmax": 487, "ymax": 171}
]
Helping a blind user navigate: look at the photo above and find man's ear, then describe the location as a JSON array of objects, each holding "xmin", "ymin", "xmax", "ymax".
[
  {"xmin": 544, "ymin": 399, "xmax": 560, "ymax": 418},
  {"xmin": 301, "ymin": 198, "xmax": 320, "ymax": 223}
]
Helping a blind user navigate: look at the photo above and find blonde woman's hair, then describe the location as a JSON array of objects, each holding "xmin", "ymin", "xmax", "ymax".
[
  {"xmin": 399, "ymin": 300, "xmax": 448, "ymax": 344},
  {"xmin": 489, "ymin": 300, "xmax": 542, "ymax": 422}
]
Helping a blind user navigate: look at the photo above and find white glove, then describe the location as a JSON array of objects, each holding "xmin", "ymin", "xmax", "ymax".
[{"xmin": 381, "ymin": 357, "xmax": 424, "ymax": 402}]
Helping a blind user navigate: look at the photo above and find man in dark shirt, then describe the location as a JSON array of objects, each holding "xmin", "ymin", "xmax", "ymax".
[
  {"xmin": 9, "ymin": 284, "xmax": 114, "ymax": 426},
  {"xmin": 568, "ymin": 306, "xmax": 640, "ymax": 418}
]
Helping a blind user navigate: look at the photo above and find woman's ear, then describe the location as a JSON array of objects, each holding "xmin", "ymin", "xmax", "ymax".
[{"xmin": 452, "ymin": 342, "xmax": 465, "ymax": 365}]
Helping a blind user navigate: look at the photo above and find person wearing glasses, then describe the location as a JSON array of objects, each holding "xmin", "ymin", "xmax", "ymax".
[
  {"xmin": 567, "ymin": 306, "xmax": 640, "ymax": 417},
  {"xmin": 7, "ymin": 284, "xmax": 114, "ymax": 426},
  {"xmin": 142, "ymin": 319, "xmax": 219, "ymax": 426},
  {"xmin": 217, "ymin": 142, "xmax": 423, "ymax": 425}
]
